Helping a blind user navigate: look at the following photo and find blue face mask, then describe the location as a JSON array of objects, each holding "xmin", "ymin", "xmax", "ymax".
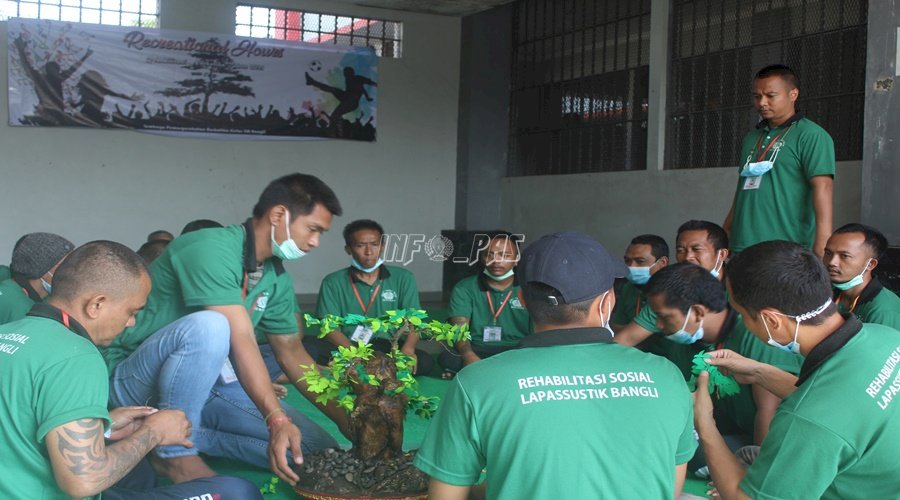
[
  {"xmin": 41, "ymin": 273, "xmax": 52, "ymax": 294},
  {"xmin": 832, "ymin": 259, "xmax": 872, "ymax": 291},
  {"xmin": 710, "ymin": 252, "xmax": 724, "ymax": 279},
  {"xmin": 352, "ymin": 257, "xmax": 384, "ymax": 273},
  {"xmin": 763, "ymin": 298, "xmax": 832, "ymax": 355},
  {"xmin": 271, "ymin": 210, "xmax": 307, "ymax": 261},
  {"xmin": 626, "ymin": 259, "xmax": 660, "ymax": 285},
  {"xmin": 666, "ymin": 307, "xmax": 704, "ymax": 344},
  {"xmin": 740, "ymin": 160, "xmax": 774, "ymax": 177},
  {"xmin": 483, "ymin": 268, "xmax": 515, "ymax": 281}
]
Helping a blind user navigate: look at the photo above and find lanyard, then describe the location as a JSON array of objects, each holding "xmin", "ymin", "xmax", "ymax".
[
  {"xmin": 838, "ymin": 293, "xmax": 861, "ymax": 313},
  {"xmin": 753, "ymin": 124, "xmax": 794, "ymax": 162},
  {"xmin": 350, "ymin": 274, "xmax": 382, "ymax": 315},
  {"xmin": 635, "ymin": 298, "xmax": 642, "ymax": 316},
  {"xmin": 486, "ymin": 289, "xmax": 514, "ymax": 324}
]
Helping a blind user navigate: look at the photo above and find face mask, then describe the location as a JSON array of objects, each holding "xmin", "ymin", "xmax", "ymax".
[
  {"xmin": 598, "ymin": 291, "xmax": 613, "ymax": 337},
  {"xmin": 763, "ymin": 298, "xmax": 832, "ymax": 355},
  {"xmin": 271, "ymin": 210, "xmax": 307, "ymax": 261},
  {"xmin": 740, "ymin": 160, "xmax": 774, "ymax": 177},
  {"xmin": 626, "ymin": 260, "xmax": 660, "ymax": 285},
  {"xmin": 41, "ymin": 272, "xmax": 53, "ymax": 294},
  {"xmin": 352, "ymin": 257, "xmax": 384, "ymax": 273},
  {"xmin": 483, "ymin": 268, "xmax": 515, "ymax": 281},
  {"xmin": 666, "ymin": 307, "xmax": 704, "ymax": 344},
  {"xmin": 710, "ymin": 252, "xmax": 724, "ymax": 279},
  {"xmin": 833, "ymin": 259, "xmax": 872, "ymax": 291}
]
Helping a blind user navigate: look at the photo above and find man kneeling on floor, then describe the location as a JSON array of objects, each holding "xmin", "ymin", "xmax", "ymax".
[
  {"xmin": 415, "ymin": 231, "xmax": 697, "ymax": 499},
  {"xmin": 0, "ymin": 241, "xmax": 260, "ymax": 499}
]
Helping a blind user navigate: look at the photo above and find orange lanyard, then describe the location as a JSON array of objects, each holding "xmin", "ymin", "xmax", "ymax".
[
  {"xmin": 839, "ymin": 293, "xmax": 861, "ymax": 313},
  {"xmin": 635, "ymin": 299, "xmax": 642, "ymax": 316},
  {"xmin": 350, "ymin": 274, "xmax": 382, "ymax": 315},
  {"xmin": 486, "ymin": 290, "xmax": 514, "ymax": 324},
  {"xmin": 754, "ymin": 124, "xmax": 793, "ymax": 162}
]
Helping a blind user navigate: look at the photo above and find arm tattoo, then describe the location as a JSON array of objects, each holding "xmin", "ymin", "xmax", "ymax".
[{"xmin": 53, "ymin": 418, "xmax": 158, "ymax": 493}]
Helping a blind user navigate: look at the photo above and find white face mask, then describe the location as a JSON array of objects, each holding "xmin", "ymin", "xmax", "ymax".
[
  {"xmin": 598, "ymin": 291, "xmax": 613, "ymax": 337},
  {"xmin": 763, "ymin": 298, "xmax": 832, "ymax": 355},
  {"xmin": 271, "ymin": 210, "xmax": 307, "ymax": 261},
  {"xmin": 832, "ymin": 258, "xmax": 872, "ymax": 291}
]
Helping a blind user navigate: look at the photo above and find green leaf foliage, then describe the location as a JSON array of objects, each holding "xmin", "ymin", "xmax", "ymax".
[{"xmin": 688, "ymin": 352, "xmax": 741, "ymax": 397}]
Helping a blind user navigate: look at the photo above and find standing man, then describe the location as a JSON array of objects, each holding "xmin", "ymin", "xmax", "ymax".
[
  {"xmin": 415, "ymin": 232, "xmax": 697, "ymax": 498},
  {"xmin": 694, "ymin": 240, "xmax": 900, "ymax": 499},
  {"xmin": 101, "ymin": 173, "xmax": 344, "ymax": 486},
  {"xmin": 825, "ymin": 223, "xmax": 900, "ymax": 329},
  {"xmin": 0, "ymin": 240, "xmax": 260, "ymax": 499},
  {"xmin": 0, "ymin": 232, "xmax": 74, "ymax": 324},
  {"xmin": 314, "ymin": 219, "xmax": 432, "ymax": 375},
  {"xmin": 439, "ymin": 232, "xmax": 531, "ymax": 377},
  {"xmin": 724, "ymin": 64, "xmax": 835, "ymax": 257}
]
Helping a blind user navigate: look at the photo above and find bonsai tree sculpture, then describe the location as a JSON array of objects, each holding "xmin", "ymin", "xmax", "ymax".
[{"xmin": 302, "ymin": 309, "xmax": 470, "ymax": 463}]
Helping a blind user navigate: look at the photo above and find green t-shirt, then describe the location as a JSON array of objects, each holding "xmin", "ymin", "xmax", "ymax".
[
  {"xmin": 447, "ymin": 274, "xmax": 531, "ymax": 347},
  {"xmin": 0, "ymin": 278, "xmax": 36, "ymax": 325},
  {"xmin": 612, "ymin": 281, "xmax": 646, "ymax": 327},
  {"xmin": 0, "ymin": 311, "xmax": 110, "ymax": 500},
  {"xmin": 836, "ymin": 279, "xmax": 900, "ymax": 331},
  {"xmin": 731, "ymin": 116, "xmax": 836, "ymax": 252},
  {"xmin": 102, "ymin": 222, "xmax": 299, "ymax": 372},
  {"xmin": 315, "ymin": 265, "xmax": 420, "ymax": 338},
  {"xmin": 741, "ymin": 319, "xmax": 900, "ymax": 499},
  {"xmin": 0, "ymin": 264, "xmax": 10, "ymax": 281},
  {"xmin": 714, "ymin": 317, "xmax": 803, "ymax": 436},
  {"xmin": 414, "ymin": 328, "xmax": 697, "ymax": 498}
]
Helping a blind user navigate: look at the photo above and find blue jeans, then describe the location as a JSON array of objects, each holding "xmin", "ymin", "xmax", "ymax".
[
  {"xmin": 104, "ymin": 458, "xmax": 263, "ymax": 500},
  {"xmin": 198, "ymin": 344, "xmax": 340, "ymax": 469},
  {"xmin": 109, "ymin": 311, "xmax": 231, "ymax": 459}
]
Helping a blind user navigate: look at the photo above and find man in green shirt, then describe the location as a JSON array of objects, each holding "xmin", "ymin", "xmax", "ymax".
[
  {"xmin": 314, "ymin": 219, "xmax": 432, "ymax": 374},
  {"xmin": 825, "ymin": 223, "xmax": 900, "ymax": 330},
  {"xmin": 0, "ymin": 240, "xmax": 259, "ymax": 499},
  {"xmin": 644, "ymin": 263, "xmax": 801, "ymax": 473},
  {"xmin": 723, "ymin": 64, "xmax": 835, "ymax": 257},
  {"xmin": 102, "ymin": 174, "xmax": 344, "ymax": 486},
  {"xmin": 439, "ymin": 232, "xmax": 531, "ymax": 376},
  {"xmin": 694, "ymin": 241, "xmax": 900, "ymax": 499},
  {"xmin": 611, "ymin": 234, "xmax": 669, "ymax": 331},
  {"xmin": 615, "ymin": 221, "xmax": 730, "ymax": 356},
  {"xmin": 415, "ymin": 232, "xmax": 697, "ymax": 499},
  {"xmin": 0, "ymin": 232, "xmax": 74, "ymax": 324}
]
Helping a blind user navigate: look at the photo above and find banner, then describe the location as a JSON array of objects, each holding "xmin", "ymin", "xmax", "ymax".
[{"xmin": 7, "ymin": 18, "xmax": 377, "ymax": 141}]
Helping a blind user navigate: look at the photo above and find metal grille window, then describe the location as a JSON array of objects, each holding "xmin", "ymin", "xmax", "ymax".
[
  {"xmin": 668, "ymin": 0, "xmax": 867, "ymax": 169},
  {"xmin": 235, "ymin": 4, "xmax": 403, "ymax": 58},
  {"xmin": 509, "ymin": 0, "xmax": 651, "ymax": 176},
  {"xmin": 0, "ymin": 0, "xmax": 158, "ymax": 27}
]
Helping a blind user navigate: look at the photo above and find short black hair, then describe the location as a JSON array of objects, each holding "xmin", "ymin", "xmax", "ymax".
[
  {"xmin": 725, "ymin": 240, "xmax": 834, "ymax": 325},
  {"xmin": 833, "ymin": 223, "xmax": 889, "ymax": 260},
  {"xmin": 136, "ymin": 239, "xmax": 168, "ymax": 264},
  {"xmin": 52, "ymin": 241, "xmax": 148, "ymax": 302},
  {"xmin": 645, "ymin": 263, "xmax": 727, "ymax": 315},
  {"xmin": 181, "ymin": 219, "xmax": 223, "ymax": 235},
  {"xmin": 755, "ymin": 64, "xmax": 799, "ymax": 89},
  {"xmin": 522, "ymin": 282, "xmax": 598, "ymax": 326},
  {"xmin": 146, "ymin": 230, "xmax": 173, "ymax": 242},
  {"xmin": 252, "ymin": 173, "xmax": 343, "ymax": 220},
  {"xmin": 343, "ymin": 219, "xmax": 384, "ymax": 246},
  {"xmin": 677, "ymin": 220, "xmax": 729, "ymax": 251},
  {"xmin": 630, "ymin": 234, "xmax": 669, "ymax": 260}
]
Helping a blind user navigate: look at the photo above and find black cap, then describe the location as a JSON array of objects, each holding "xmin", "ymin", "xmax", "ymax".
[
  {"xmin": 10, "ymin": 233, "xmax": 75, "ymax": 279},
  {"xmin": 520, "ymin": 231, "xmax": 626, "ymax": 304}
]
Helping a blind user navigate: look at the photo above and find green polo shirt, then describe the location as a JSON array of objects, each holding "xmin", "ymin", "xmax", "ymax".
[
  {"xmin": 0, "ymin": 265, "xmax": 10, "ymax": 281},
  {"xmin": 612, "ymin": 281, "xmax": 646, "ymax": 326},
  {"xmin": 836, "ymin": 278, "xmax": 900, "ymax": 331},
  {"xmin": 0, "ymin": 305, "xmax": 110, "ymax": 500},
  {"xmin": 101, "ymin": 222, "xmax": 298, "ymax": 373},
  {"xmin": 714, "ymin": 314, "xmax": 802, "ymax": 436},
  {"xmin": 0, "ymin": 278, "xmax": 40, "ymax": 325},
  {"xmin": 315, "ymin": 265, "xmax": 419, "ymax": 337},
  {"xmin": 415, "ymin": 328, "xmax": 697, "ymax": 498},
  {"xmin": 731, "ymin": 115, "xmax": 835, "ymax": 252},
  {"xmin": 447, "ymin": 274, "xmax": 531, "ymax": 347},
  {"xmin": 741, "ymin": 317, "xmax": 900, "ymax": 498}
]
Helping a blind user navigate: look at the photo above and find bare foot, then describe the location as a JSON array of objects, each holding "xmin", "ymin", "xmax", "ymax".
[
  {"xmin": 150, "ymin": 454, "xmax": 217, "ymax": 483},
  {"xmin": 273, "ymin": 383, "xmax": 288, "ymax": 399}
]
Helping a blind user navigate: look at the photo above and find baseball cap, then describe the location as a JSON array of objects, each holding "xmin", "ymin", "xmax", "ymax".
[{"xmin": 519, "ymin": 231, "xmax": 626, "ymax": 304}]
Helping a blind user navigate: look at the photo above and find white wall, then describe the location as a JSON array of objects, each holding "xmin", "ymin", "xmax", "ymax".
[
  {"xmin": 501, "ymin": 162, "xmax": 862, "ymax": 255},
  {"xmin": 0, "ymin": 0, "xmax": 460, "ymax": 294}
]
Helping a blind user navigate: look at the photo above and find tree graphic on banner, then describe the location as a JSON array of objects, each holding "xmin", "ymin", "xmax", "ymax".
[{"xmin": 157, "ymin": 38, "xmax": 254, "ymax": 113}]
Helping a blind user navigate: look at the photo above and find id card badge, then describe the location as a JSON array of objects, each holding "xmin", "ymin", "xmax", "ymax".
[
  {"xmin": 219, "ymin": 358, "xmax": 238, "ymax": 384},
  {"xmin": 743, "ymin": 175, "xmax": 762, "ymax": 190},
  {"xmin": 483, "ymin": 325, "xmax": 502, "ymax": 342},
  {"xmin": 351, "ymin": 325, "xmax": 374, "ymax": 344}
]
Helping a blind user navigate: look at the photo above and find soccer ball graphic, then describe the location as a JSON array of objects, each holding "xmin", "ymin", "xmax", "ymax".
[{"xmin": 309, "ymin": 60, "xmax": 322, "ymax": 72}]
